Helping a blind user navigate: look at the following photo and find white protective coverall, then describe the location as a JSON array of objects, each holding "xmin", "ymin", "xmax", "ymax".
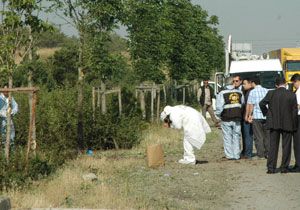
[{"xmin": 160, "ymin": 105, "xmax": 211, "ymax": 164}]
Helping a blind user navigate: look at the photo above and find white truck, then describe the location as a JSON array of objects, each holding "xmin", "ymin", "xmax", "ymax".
[{"xmin": 215, "ymin": 35, "xmax": 284, "ymax": 92}]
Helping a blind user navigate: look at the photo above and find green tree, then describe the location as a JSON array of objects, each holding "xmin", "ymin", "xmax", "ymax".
[
  {"xmin": 0, "ymin": 0, "xmax": 47, "ymax": 162},
  {"xmin": 124, "ymin": 0, "xmax": 171, "ymax": 83},
  {"xmin": 124, "ymin": 0, "xmax": 224, "ymax": 83},
  {"xmin": 49, "ymin": 0, "xmax": 124, "ymax": 149},
  {"xmin": 166, "ymin": 1, "xmax": 224, "ymax": 81}
]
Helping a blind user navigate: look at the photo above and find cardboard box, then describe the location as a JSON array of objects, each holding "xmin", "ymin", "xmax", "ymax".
[{"xmin": 146, "ymin": 144, "xmax": 165, "ymax": 168}]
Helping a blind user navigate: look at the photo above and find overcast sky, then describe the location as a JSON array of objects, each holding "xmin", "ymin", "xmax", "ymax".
[
  {"xmin": 193, "ymin": 0, "xmax": 300, "ymax": 54},
  {"xmin": 45, "ymin": 0, "xmax": 300, "ymax": 54}
]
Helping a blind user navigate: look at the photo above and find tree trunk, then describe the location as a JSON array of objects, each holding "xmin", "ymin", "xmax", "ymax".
[
  {"xmin": 5, "ymin": 74, "xmax": 13, "ymax": 163},
  {"xmin": 77, "ymin": 36, "xmax": 84, "ymax": 151},
  {"xmin": 28, "ymin": 26, "xmax": 36, "ymax": 155}
]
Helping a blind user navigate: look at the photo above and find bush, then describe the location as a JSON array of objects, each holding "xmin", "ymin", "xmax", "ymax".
[{"xmin": 0, "ymin": 85, "xmax": 144, "ymax": 190}]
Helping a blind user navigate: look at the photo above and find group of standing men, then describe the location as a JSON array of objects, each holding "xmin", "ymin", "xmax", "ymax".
[{"xmin": 199, "ymin": 75, "xmax": 300, "ymax": 174}]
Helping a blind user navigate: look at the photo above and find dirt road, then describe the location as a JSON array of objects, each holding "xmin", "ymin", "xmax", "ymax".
[
  {"xmin": 221, "ymin": 156, "xmax": 300, "ymax": 210},
  {"xmin": 4, "ymin": 126, "xmax": 300, "ymax": 209}
]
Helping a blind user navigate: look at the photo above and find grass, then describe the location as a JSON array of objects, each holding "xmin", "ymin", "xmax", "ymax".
[
  {"xmin": 4, "ymin": 124, "xmax": 229, "ymax": 210},
  {"xmin": 14, "ymin": 48, "xmax": 59, "ymax": 64}
]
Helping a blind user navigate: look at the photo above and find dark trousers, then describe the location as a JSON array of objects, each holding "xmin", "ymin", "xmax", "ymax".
[
  {"xmin": 293, "ymin": 116, "xmax": 300, "ymax": 167},
  {"xmin": 267, "ymin": 129, "xmax": 292, "ymax": 170},
  {"xmin": 242, "ymin": 121, "xmax": 253, "ymax": 158},
  {"xmin": 253, "ymin": 120, "xmax": 270, "ymax": 158}
]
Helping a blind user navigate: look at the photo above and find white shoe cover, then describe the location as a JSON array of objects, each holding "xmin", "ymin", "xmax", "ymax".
[{"xmin": 178, "ymin": 159, "xmax": 196, "ymax": 165}]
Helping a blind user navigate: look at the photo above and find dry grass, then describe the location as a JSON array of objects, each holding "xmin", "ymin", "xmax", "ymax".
[
  {"xmin": 14, "ymin": 48, "xmax": 59, "ymax": 64},
  {"xmin": 4, "ymin": 125, "xmax": 228, "ymax": 210},
  {"xmin": 37, "ymin": 48, "xmax": 60, "ymax": 60}
]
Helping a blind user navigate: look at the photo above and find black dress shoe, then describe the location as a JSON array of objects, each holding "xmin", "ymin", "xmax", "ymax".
[
  {"xmin": 267, "ymin": 169, "xmax": 276, "ymax": 174},
  {"xmin": 290, "ymin": 166, "xmax": 300, "ymax": 173},
  {"xmin": 281, "ymin": 168, "xmax": 289, "ymax": 174}
]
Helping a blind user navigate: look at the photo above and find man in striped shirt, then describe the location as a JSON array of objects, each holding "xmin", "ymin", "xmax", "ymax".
[{"xmin": 245, "ymin": 77, "xmax": 269, "ymax": 159}]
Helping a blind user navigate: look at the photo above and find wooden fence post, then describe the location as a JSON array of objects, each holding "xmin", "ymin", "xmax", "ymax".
[
  {"xmin": 151, "ymin": 87, "xmax": 154, "ymax": 122},
  {"xmin": 156, "ymin": 88, "xmax": 160, "ymax": 123},
  {"xmin": 92, "ymin": 87, "xmax": 96, "ymax": 120},
  {"xmin": 140, "ymin": 90, "xmax": 146, "ymax": 119},
  {"xmin": 183, "ymin": 87, "xmax": 186, "ymax": 105},
  {"xmin": 97, "ymin": 88, "xmax": 100, "ymax": 108},
  {"xmin": 101, "ymin": 81, "xmax": 106, "ymax": 114},
  {"xmin": 118, "ymin": 88, "xmax": 122, "ymax": 116},
  {"xmin": 163, "ymin": 85, "xmax": 167, "ymax": 104}
]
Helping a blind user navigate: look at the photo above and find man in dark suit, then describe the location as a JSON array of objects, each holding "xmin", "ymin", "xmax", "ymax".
[
  {"xmin": 259, "ymin": 77, "xmax": 298, "ymax": 174},
  {"xmin": 291, "ymin": 73, "xmax": 300, "ymax": 172}
]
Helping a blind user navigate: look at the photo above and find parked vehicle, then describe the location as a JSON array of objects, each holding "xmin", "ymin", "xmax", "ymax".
[
  {"xmin": 268, "ymin": 48, "xmax": 300, "ymax": 89},
  {"xmin": 215, "ymin": 35, "xmax": 284, "ymax": 92}
]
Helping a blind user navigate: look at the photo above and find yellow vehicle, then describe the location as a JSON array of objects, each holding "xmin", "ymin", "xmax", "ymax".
[{"xmin": 268, "ymin": 48, "xmax": 300, "ymax": 88}]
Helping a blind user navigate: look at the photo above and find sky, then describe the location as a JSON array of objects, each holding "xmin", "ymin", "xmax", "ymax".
[
  {"xmin": 44, "ymin": 0, "xmax": 300, "ymax": 54},
  {"xmin": 193, "ymin": 0, "xmax": 300, "ymax": 54}
]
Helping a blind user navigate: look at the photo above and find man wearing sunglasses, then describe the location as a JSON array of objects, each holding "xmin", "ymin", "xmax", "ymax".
[
  {"xmin": 233, "ymin": 76, "xmax": 243, "ymax": 91},
  {"xmin": 216, "ymin": 77, "xmax": 244, "ymax": 160}
]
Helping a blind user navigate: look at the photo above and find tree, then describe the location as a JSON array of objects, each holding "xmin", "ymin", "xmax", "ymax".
[
  {"xmin": 124, "ymin": 0, "xmax": 224, "ymax": 83},
  {"xmin": 49, "ymin": 0, "xmax": 124, "ymax": 150},
  {"xmin": 124, "ymin": 0, "xmax": 172, "ymax": 83},
  {"xmin": 0, "ymin": 0, "xmax": 46, "ymax": 162},
  {"xmin": 166, "ymin": 1, "xmax": 224, "ymax": 81}
]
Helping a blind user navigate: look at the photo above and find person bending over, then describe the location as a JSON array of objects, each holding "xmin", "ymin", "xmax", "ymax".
[{"xmin": 160, "ymin": 105, "xmax": 211, "ymax": 165}]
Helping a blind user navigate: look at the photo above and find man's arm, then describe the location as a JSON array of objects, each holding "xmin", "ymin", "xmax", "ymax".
[
  {"xmin": 259, "ymin": 91, "xmax": 271, "ymax": 116},
  {"xmin": 246, "ymin": 91, "xmax": 254, "ymax": 122},
  {"xmin": 215, "ymin": 92, "xmax": 224, "ymax": 117},
  {"xmin": 11, "ymin": 97, "xmax": 18, "ymax": 116},
  {"xmin": 245, "ymin": 104, "xmax": 253, "ymax": 122}
]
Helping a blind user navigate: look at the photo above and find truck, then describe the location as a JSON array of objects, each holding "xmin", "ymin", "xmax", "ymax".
[
  {"xmin": 268, "ymin": 48, "xmax": 300, "ymax": 89},
  {"xmin": 215, "ymin": 35, "xmax": 284, "ymax": 92}
]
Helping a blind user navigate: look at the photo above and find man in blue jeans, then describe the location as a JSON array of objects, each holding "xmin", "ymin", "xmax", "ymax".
[
  {"xmin": 242, "ymin": 78, "xmax": 254, "ymax": 159},
  {"xmin": 216, "ymin": 77, "xmax": 244, "ymax": 160}
]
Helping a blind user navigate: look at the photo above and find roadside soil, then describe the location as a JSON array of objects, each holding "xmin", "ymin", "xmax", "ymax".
[{"xmin": 4, "ymin": 124, "xmax": 300, "ymax": 210}]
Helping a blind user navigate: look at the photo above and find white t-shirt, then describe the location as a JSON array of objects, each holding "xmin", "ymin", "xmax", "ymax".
[{"xmin": 296, "ymin": 88, "xmax": 300, "ymax": 115}]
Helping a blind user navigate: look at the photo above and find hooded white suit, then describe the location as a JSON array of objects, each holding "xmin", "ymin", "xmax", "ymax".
[{"xmin": 160, "ymin": 105, "xmax": 211, "ymax": 164}]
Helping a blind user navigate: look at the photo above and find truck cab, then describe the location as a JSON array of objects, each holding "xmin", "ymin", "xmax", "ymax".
[
  {"xmin": 230, "ymin": 59, "xmax": 283, "ymax": 89},
  {"xmin": 268, "ymin": 48, "xmax": 300, "ymax": 89}
]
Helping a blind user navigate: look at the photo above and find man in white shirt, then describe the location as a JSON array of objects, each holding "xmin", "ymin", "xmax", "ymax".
[
  {"xmin": 291, "ymin": 74, "xmax": 300, "ymax": 172},
  {"xmin": 0, "ymin": 87, "xmax": 18, "ymax": 146}
]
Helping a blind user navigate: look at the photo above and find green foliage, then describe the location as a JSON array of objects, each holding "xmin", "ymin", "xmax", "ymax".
[
  {"xmin": 0, "ymin": 0, "xmax": 49, "ymax": 76},
  {"xmin": 106, "ymin": 33, "xmax": 128, "ymax": 53},
  {"xmin": 124, "ymin": 0, "xmax": 224, "ymax": 83},
  {"xmin": 0, "ymin": 85, "xmax": 144, "ymax": 190},
  {"xmin": 124, "ymin": 0, "xmax": 171, "ymax": 83},
  {"xmin": 50, "ymin": 42, "xmax": 79, "ymax": 86},
  {"xmin": 84, "ymin": 32, "xmax": 130, "ymax": 85},
  {"xmin": 35, "ymin": 27, "xmax": 78, "ymax": 48},
  {"xmin": 13, "ymin": 59, "xmax": 55, "ymax": 88}
]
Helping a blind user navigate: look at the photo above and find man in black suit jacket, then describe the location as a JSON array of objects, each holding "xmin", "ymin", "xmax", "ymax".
[{"xmin": 259, "ymin": 77, "xmax": 298, "ymax": 174}]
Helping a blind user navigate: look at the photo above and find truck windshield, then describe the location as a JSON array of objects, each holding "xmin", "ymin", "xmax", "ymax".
[
  {"xmin": 231, "ymin": 71, "xmax": 283, "ymax": 89},
  {"xmin": 286, "ymin": 61, "xmax": 300, "ymax": 71}
]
